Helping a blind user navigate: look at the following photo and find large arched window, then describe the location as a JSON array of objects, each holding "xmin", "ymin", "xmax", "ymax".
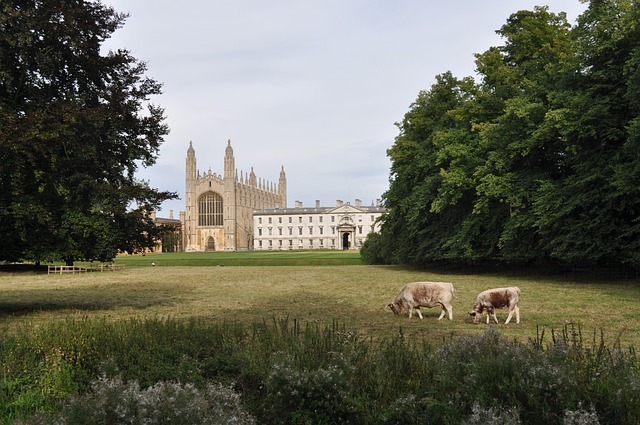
[{"xmin": 198, "ymin": 192, "xmax": 223, "ymax": 226}]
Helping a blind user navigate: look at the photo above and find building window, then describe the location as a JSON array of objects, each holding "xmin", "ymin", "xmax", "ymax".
[
  {"xmin": 279, "ymin": 228, "xmax": 283, "ymax": 235},
  {"xmin": 298, "ymin": 227, "xmax": 303, "ymax": 235},
  {"xmin": 289, "ymin": 217, "xmax": 292, "ymax": 223},
  {"xmin": 308, "ymin": 226, "xmax": 313, "ymax": 235},
  {"xmin": 331, "ymin": 216, "xmax": 335, "ymax": 222},
  {"xmin": 288, "ymin": 227, "xmax": 293, "ymax": 235},
  {"xmin": 258, "ymin": 217, "xmax": 262, "ymax": 224},
  {"xmin": 258, "ymin": 228, "xmax": 262, "ymax": 236},
  {"xmin": 320, "ymin": 239, "xmax": 324, "ymax": 246},
  {"xmin": 299, "ymin": 216, "xmax": 302, "ymax": 223},
  {"xmin": 268, "ymin": 228, "xmax": 272, "ymax": 236},
  {"xmin": 268, "ymin": 217, "xmax": 272, "ymax": 224},
  {"xmin": 309, "ymin": 216, "xmax": 313, "ymax": 222},
  {"xmin": 319, "ymin": 216, "xmax": 323, "ymax": 223},
  {"xmin": 319, "ymin": 226, "xmax": 323, "ymax": 235},
  {"xmin": 309, "ymin": 239, "xmax": 313, "ymax": 246},
  {"xmin": 198, "ymin": 192, "xmax": 223, "ymax": 226},
  {"xmin": 259, "ymin": 241, "xmax": 262, "ymax": 247},
  {"xmin": 358, "ymin": 226, "xmax": 363, "ymax": 234}
]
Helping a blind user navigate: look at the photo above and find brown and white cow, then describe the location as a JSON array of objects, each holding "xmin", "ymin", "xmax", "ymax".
[
  {"xmin": 387, "ymin": 282, "xmax": 456, "ymax": 320},
  {"xmin": 469, "ymin": 287, "xmax": 521, "ymax": 324}
]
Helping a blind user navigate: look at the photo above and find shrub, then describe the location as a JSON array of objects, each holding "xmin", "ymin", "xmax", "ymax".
[
  {"xmin": 19, "ymin": 376, "xmax": 255, "ymax": 425},
  {"xmin": 264, "ymin": 352, "xmax": 357, "ymax": 424},
  {"xmin": 462, "ymin": 403, "xmax": 522, "ymax": 425}
]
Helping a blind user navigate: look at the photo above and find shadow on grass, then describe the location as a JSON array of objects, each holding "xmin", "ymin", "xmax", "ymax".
[{"xmin": 0, "ymin": 289, "xmax": 174, "ymax": 318}]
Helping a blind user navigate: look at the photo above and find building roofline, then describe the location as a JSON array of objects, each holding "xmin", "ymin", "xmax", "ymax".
[{"xmin": 253, "ymin": 206, "xmax": 387, "ymax": 215}]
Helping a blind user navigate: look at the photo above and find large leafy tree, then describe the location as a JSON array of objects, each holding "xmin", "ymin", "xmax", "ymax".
[
  {"xmin": 533, "ymin": 0, "xmax": 640, "ymax": 266},
  {"xmin": 366, "ymin": 1, "xmax": 640, "ymax": 269},
  {"xmin": 0, "ymin": 0, "xmax": 176, "ymax": 265}
]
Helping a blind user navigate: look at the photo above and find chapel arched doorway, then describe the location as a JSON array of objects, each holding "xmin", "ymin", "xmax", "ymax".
[{"xmin": 206, "ymin": 237, "xmax": 215, "ymax": 251}]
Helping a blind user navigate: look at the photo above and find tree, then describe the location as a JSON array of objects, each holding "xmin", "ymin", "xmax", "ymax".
[
  {"xmin": 370, "ymin": 2, "xmax": 640, "ymax": 269},
  {"xmin": 382, "ymin": 72, "xmax": 481, "ymax": 265},
  {"xmin": 532, "ymin": 0, "xmax": 640, "ymax": 266},
  {"xmin": 0, "ymin": 0, "xmax": 177, "ymax": 265}
]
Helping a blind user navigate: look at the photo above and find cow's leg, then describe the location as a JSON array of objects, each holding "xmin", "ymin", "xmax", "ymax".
[
  {"xmin": 416, "ymin": 308, "xmax": 424, "ymax": 319},
  {"xmin": 437, "ymin": 306, "xmax": 445, "ymax": 320},
  {"xmin": 514, "ymin": 305, "xmax": 520, "ymax": 324},
  {"xmin": 408, "ymin": 307, "xmax": 413, "ymax": 319},
  {"xmin": 505, "ymin": 308, "xmax": 513, "ymax": 324},
  {"xmin": 490, "ymin": 308, "xmax": 499, "ymax": 324},
  {"xmin": 442, "ymin": 304, "xmax": 453, "ymax": 321}
]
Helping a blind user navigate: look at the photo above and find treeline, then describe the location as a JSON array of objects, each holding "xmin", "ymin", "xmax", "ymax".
[{"xmin": 363, "ymin": 1, "xmax": 640, "ymax": 269}]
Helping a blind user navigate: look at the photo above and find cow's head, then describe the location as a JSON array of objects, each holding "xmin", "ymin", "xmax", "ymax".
[
  {"xmin": 387, "ymin": 302, "xmax": 402, "ymax": 316},
  {"xmin": 469, "ymin": 305, "xmax": 492, "ymax": 324}
]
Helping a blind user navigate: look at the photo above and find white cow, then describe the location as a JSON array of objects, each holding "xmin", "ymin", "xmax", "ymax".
[
  {"xmin": 387, "ymin": 281, "xmax": 456, "ymax": 320},
  {"xmin": 469, "ymin": 287, "xmax": 521, "ymax": 324}
]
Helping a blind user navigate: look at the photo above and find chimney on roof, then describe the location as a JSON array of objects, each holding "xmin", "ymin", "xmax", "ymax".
[
  {"xmin": 169, "ymin": 210, "xmax": 174, "ymax": 219},
  {"xmin": 295, "ymin": 200, "xmax": 302, "ymax": 208},
  {"xmin": 315, "ymin": 200, "xmax": 320, "ymax": 208},
  {"xmin": 355, "ymin": 199, "xmax": 362, "ymax": 207},
  {"xmin": 336, "ymin": 200, "xmax": 343, "ymax": 207}
]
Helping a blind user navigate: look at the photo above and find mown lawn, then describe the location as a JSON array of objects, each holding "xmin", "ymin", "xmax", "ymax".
[
  {"xmin": 1, "ymin": 254, "xmax": 639, "ymax": 349},
  {"xmin": 105, "ymin": 250, "xmax": 364, "ymax": 267}
]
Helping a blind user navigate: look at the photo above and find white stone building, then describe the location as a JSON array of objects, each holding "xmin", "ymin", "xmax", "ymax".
[{"xmin": 253, "ymin": 199, "xmax": 386, "ymax": 250}]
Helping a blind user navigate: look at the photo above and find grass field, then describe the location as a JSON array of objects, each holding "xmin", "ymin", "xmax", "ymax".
[
  {"xmin": 106, "ymin": 250, "xmax": 364, "ymax": 267},
  {"xmin": 2, "ymin": 251, "xmax": 639, "ymax": 349}
]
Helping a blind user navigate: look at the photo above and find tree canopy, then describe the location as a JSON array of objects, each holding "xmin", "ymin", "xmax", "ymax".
[
  {"xmin": 363, "ymin": 1, "xmax": 640, "ymax": 269},
  {"xmin": 0, "ymin": 0, "xmax": 177, "ymax": 265}
]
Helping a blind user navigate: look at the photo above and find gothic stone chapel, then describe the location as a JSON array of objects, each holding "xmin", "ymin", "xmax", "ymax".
[{"xmin": 181, "ymin": 140, "xmax": 287, "ymax": 251}]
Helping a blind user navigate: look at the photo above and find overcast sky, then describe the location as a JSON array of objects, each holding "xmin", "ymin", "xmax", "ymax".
[{"xmin": 102, "ymin": 1, "xmax": 587, "ymax": 217}]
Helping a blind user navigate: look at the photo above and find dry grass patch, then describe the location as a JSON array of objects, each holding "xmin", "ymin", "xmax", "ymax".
[{"xmin": 1, "ymin": 265, "xmax": 639, "ymax": 348}]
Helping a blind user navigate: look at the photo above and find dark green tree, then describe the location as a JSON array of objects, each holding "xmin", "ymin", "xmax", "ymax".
[
  {"xmin": 469, "ymin": 6, "xmax": 575, "ymax": 263},
  {"xmin": 0, "ymin": 0, "xmax": 177, "ymax": 265},
  {"xmin": 381, "ymin": 72, "xmax": 481, "ymax": 265},
  {"xmin": 533, "ymin": 0, "xmax": 640, "ymax": 267},
  {"xmin": 370, "ymin": 2, "xmax": 640, "ymax": 269}
]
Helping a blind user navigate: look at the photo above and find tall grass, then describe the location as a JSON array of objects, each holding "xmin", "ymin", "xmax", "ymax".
[{"xmin": 1, "ymin": 317, "xmax": 638, "ymax": 424}]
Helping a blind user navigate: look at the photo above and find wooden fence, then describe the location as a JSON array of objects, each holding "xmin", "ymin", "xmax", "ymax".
[
  {"xmin": 47, "ymin": 265, "xmax": 87, "ymax": 274},
  {"xmin": 47, "ymin": 264, "xmax": 125, "ymax": 275}
]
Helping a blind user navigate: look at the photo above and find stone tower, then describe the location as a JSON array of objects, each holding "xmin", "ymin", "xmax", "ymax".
[
  {"xmin": 181, "ymin": 140, "xmax": 287, "ymax": 251},
  {"xmin": 185, "ymin": 141, "xmax": 197, "ymax": 251},
  {"xmin": 223, "ymin": 140, "xmax": 236, "ymax": 250}
]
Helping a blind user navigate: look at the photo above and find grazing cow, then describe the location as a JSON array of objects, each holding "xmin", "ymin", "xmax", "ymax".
[
  {"xmin": 469, "ymin": 287, "xmax": 521, "ymax": 324},
  {"xmin": 387, "ymin": 282, "xmax": 456, "ymax": 320}
]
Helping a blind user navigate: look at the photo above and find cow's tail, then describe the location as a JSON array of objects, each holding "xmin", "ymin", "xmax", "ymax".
[{"xmin": 451, "ymin": 283, "xmax": 458, "ymax": 299}]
